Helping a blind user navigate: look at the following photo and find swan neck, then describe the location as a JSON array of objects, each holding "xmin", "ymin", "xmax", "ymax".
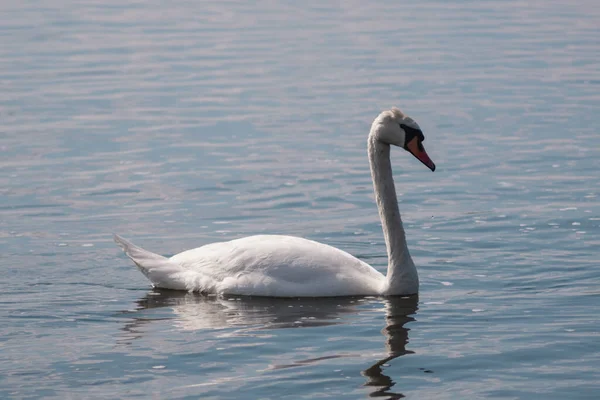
[{"xmin": 368, "ymin": 137, "xmax": 418, "ymax": 294}]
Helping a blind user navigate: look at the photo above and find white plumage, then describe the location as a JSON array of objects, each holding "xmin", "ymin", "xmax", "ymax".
[
  {"xmin": 115, "ymin": 108, "xmax": 436, "ymax": 297},
  {"xmin": 115, "ymin": 234, "xmax": 384, "ymax": 296}
]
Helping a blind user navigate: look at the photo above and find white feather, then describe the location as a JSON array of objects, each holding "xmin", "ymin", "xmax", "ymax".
[{"xmin": 115, "ymin": 108, "xmax": 435, "ymax": 297}]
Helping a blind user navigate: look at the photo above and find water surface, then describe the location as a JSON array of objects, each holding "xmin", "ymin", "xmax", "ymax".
[{"xmin": 1, "ymin": 0, "xmax": 599, "ymax": 398}]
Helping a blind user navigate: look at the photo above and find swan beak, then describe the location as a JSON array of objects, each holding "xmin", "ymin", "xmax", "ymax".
[{"xmin": 406, "ymin": 138, "xmax": 436, "ymax": 172}]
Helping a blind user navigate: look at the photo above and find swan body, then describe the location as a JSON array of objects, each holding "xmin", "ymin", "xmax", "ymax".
[
  {"xmin": 115, "ymin": 234, "xmax": 387, "ymax": 296},
  {"xmin": 115, "ymin": 108, "xmax": 436, "ymax": 297}
]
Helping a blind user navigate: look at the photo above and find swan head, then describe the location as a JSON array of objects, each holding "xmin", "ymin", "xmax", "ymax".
[{"xmin": 371, "ymin": 107, "xmax": 436, "ymax": 172}]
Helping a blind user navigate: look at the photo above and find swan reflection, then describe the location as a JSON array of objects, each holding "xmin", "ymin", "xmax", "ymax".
[
  {"xmin": 121, "ymin": 290, "xmax": 418, "ymax": 399},
  {"xmin": 362, "ymin": 296, "xmax": 417, "ymax": 399}
]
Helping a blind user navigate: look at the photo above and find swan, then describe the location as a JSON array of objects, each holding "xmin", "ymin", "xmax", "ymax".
[{"xmin": 114, "ymin": 107, "xmax": 436, "ymax": 297}]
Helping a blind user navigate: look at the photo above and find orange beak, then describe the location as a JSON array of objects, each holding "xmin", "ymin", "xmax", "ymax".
[{"xmin": 406, "ymin": 138, "xmax": 436, "ymax": 172}]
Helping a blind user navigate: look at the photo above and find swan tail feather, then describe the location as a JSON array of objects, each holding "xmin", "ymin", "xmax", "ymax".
[{"xmin": 113, "ymin": 234, "xmax": 189, "ymax": 290}]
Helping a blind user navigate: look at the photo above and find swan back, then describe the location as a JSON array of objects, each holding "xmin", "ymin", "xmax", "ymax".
[{"xmin": 169, "ymin": 235, "xmax": 387, "ymax": 296}]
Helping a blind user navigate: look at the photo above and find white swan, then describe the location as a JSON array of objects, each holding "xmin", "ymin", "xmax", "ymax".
[{"xmin": 114, "ymin": 107, "xmax": 436, "ymax": 297}]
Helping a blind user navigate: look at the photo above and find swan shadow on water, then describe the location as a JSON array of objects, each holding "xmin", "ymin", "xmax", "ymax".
[{"xmin": 120, "ymin": 290, "xmax": 419, "ymax": 399}]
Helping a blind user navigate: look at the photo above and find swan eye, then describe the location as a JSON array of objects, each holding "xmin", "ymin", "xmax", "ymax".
[{"xmin": 400, "ymin": 124, "xmax": 425, "ymax": 149}]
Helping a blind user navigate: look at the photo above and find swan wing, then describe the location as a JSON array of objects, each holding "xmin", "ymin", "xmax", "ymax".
[{"xmin": 117, "ymin": 234, "xmax": 385, "ymax": 296}]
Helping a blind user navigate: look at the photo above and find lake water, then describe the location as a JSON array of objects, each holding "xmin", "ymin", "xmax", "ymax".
[{"xmin": 2, "ymin": 0, "xmax": 599, "ymax": 398}]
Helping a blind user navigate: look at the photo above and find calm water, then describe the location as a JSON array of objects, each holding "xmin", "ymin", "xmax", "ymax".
[{"xmin": 2, "ymin": 0, "xmax": 600, "ymax": 398}]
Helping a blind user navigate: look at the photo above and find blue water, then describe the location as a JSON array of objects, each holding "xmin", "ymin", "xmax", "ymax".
[{"xmin": 2, "ymin": 0, "xmax": 600, "ymax": 398}]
